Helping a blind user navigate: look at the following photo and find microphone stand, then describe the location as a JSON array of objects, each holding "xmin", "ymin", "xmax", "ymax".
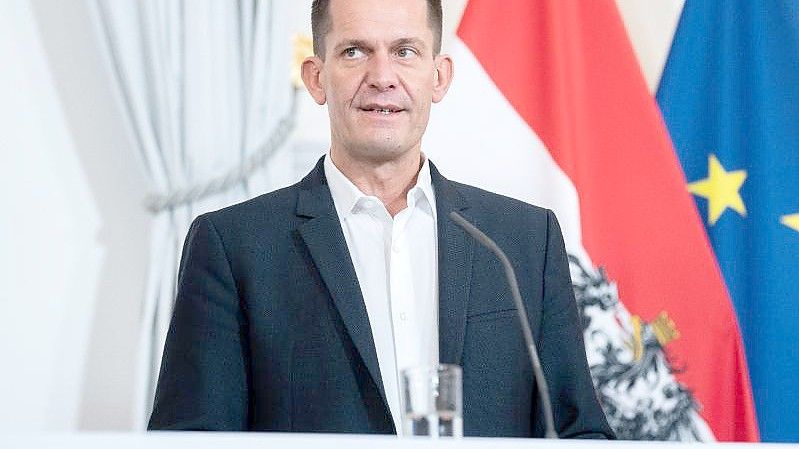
[{"xmin": 449, "ymin": 211, "xmax": 558, "ymax": 439}]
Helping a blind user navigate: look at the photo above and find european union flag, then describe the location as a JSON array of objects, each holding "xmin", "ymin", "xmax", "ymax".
[{"xmin": 657, "ymin": 1, "xmax": 799, "ymax": 442}]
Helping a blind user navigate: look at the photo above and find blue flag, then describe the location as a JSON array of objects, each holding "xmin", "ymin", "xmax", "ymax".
[{"xmin": 657, "ymin": 1, "xmax": 799, "ymax": 442}]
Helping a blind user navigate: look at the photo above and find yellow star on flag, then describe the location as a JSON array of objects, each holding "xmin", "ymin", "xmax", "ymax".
[
  {"xmin": 782, "ymin": 214, "xmax": 799, "ymax": 233},
  {"xmin": 687, "ymin": 154, "xmax": 747, "ymax": 225}
]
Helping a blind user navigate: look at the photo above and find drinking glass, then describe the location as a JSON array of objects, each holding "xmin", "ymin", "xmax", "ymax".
[{"xmin": 401, "ymin": 364, "xmax": 463, "ymax": 438}]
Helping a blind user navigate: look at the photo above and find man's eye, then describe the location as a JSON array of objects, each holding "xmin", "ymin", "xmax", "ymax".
[
  {"xmin": 343, "ymin": 47, "xmax": 364, "ymax": 58},
  {"xmin": 396, "ymin": 47, "xmax": 418, "ymax": 58}
]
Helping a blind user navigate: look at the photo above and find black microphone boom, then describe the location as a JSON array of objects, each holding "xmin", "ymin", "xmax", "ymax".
[{"xmin": 449, "ymin": 211, "xmax": 558, "ymax": 439}]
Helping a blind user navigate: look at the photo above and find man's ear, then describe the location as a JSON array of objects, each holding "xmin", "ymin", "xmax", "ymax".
[
  {"xmin": 432, "ymin": 54, "xmax": 454, "ymax": 103},
  {"xmin": 301, "ymin": 56, "xmax": 327, "ymax": 105}
]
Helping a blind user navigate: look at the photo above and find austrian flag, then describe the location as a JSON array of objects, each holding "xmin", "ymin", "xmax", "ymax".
[{"xmin": 424, "ymin": 0, "xmax": 759, "ymax": 441}]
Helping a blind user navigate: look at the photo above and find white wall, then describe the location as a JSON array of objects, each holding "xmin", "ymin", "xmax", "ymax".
[
  {"xmin": 0, "ymin": 0, "xmax": 150, "ymax": 431},
  {"xmin": 29, "ymin": 0, "xmax": 151, "ymax": 430},
  {"xmin": 616, "ymin": 0, "xmax": 685, "ymax": 93},
  {"xmin": 0, "ymin": 0, "xmax": 683, "ymax": 432},
  {"xmin": 0, "ymin": 2, "xmax": 99, "ymax": 430}
]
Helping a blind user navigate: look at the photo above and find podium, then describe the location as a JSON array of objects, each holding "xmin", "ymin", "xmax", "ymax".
[{"xmin": 0, "ymin": 433, "xmax": 792, "ymax": 449}]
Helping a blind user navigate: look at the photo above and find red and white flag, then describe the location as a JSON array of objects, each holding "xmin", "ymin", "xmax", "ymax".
[{"xmin": 424, "ymin": 0, "xmax": 758, "ymax": 441}]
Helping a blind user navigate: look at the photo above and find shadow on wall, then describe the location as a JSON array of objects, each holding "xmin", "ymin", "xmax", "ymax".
[{"xmin": 30, "ymin": 0, "xmax": 151, "ymax": 430}]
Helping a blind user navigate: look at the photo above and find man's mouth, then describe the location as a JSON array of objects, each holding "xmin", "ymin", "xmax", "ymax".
[{"xmin": 359, "ymin": 104, "xmax": 405, "ymax": 115}]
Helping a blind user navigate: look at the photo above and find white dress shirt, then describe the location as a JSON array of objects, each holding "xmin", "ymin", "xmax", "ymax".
[{"xmin": 324, "ymin": 154, "xmax": 439, "ymax": 434}]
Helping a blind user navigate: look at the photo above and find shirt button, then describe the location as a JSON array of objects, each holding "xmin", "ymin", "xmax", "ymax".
[
  {"xmin": 400, "ymin": 312, "xmax": 408, "ymax": 321},
  {"xmin": 392, "ymin": 244, "xmax": 400, "ymax": 253}
]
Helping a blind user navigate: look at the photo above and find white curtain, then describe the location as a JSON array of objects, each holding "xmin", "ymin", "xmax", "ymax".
[{"xmin": 91, "ymin": 0, "xmax": 296, "ymax": 428}]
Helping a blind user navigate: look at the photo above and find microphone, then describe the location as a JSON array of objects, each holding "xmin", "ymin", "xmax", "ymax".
[{"xmin": 449, "ymin": 211, "xmax": 558, "ymax": 439}]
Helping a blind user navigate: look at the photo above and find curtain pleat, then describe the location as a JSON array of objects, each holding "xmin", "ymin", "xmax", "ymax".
[{"xmin": 91, "ymin": 0, "xmax": 294, "ymax": 428}]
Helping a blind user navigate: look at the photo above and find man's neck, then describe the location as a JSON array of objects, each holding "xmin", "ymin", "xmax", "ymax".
[{"xmin": 329, "ymin": 147, "xmax": 423, "ymax": 217}]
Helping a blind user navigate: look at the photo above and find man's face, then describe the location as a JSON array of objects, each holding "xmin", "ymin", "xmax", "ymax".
[{"xmin": 303, "ymin": 0, "xmax": 452, "ymax": 164}]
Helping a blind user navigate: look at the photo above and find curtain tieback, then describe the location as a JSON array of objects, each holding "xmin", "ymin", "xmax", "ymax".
[{"xmin": 144, "ymin": 87, "xmax": 299, "ymax": 213}]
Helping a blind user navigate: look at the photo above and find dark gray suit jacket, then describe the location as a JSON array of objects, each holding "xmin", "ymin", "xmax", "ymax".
[{"xmin": 148, "ymin": 157, "xmax": 614, "ymax": 438}]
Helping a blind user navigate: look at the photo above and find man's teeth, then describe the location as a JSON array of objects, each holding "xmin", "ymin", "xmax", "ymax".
[{"xmin": 365, "ymin": 108, "xmax": 398, "ymax": 114}]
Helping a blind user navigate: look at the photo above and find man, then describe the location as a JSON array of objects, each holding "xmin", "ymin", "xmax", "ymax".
[{"xmin": 149, "ymin": 0, "xmax": 614, "ymax": 438}]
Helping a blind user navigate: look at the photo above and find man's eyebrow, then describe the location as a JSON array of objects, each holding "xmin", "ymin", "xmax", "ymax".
[
  {"xmin": 392, "ymin": 37, "xmax": 425, "ymax": 48},
  {"xmin": 333, "ymin": 39, "xmax": 371, "ymax": 52}
]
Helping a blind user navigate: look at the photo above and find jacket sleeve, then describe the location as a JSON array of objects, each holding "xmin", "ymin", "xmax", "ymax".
[
  {"xmin": 148, "ymin": 214, "xmax": 250, "ymax": 430},
  {"xmin": 536, "ymin": 210, "xmax": 615, "ymax": 439}
]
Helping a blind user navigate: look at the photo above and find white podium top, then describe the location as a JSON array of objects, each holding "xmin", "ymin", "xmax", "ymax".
[{"xmin": 0, "ymin": 433, "xmax": 796, "ymax": 449}]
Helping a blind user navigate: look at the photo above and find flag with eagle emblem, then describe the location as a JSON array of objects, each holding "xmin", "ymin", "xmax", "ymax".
[{"xmin": 424, "ymin": 0, "xmax": 760, "ymax": 440}]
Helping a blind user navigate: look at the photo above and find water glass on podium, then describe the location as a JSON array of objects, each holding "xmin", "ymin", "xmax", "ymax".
[{"xmin": 401, "ymin": 364, "xmax": 463, "ymax": 438}]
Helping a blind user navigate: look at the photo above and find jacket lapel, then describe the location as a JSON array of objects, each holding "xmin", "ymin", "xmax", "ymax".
[
  {"xmin": 293, "ymin": 158, "xmax": 473, "ymax": 420},
  {"xmin": 295, "ymin": 158, "xmax": 390, "ymax": 415},
  {"xmin": 430, "ymin": 163, "xmax": 473, "ymax": 367}
]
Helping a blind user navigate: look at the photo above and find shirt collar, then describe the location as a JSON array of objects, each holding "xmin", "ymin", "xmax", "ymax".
[
  {"xmin": 412, "ymin": 156, "xmax": 437, "ymax": 220},
  {"xmin": 324, "ymin": 152, "xmax": 437, "ymax": 220}
]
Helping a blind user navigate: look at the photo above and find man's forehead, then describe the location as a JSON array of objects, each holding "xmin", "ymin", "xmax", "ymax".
[
  {"xmin": 326, "ymin": 1, "xmax": 433, "ymax": 47},
  {"xmin": 327, "ymin": 0, "xmax": 428, "ymax": 16},
  {"xmin": 327, "ymin": 0, "xmax": 430, "ymax": 34}
]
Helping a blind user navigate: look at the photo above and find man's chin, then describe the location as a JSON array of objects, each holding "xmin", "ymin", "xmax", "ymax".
[{"xmin": 348, "ymin": 139, "xmax": 415, "ymax": 163}]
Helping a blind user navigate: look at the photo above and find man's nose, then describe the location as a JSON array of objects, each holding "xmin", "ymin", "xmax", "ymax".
[{"xmin": 365, "ymin": 52, "xmax": 398, "ymax": 91}]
